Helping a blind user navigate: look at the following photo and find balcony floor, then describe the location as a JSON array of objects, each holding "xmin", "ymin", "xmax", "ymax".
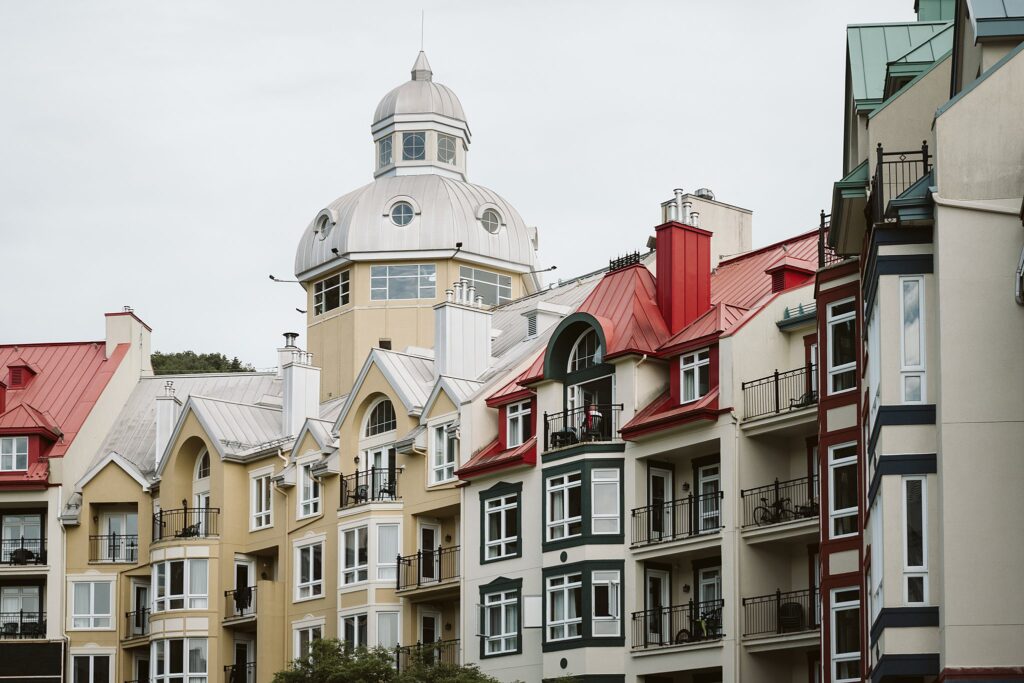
[
  {"xmin": 740, "ymin": 405, "xmax": 817, "ymax": 437},
  {"xmin": 741, "ymin": 517, "xmax": 818, "ymax": 546},
  {"xmin": 630, "ymin": 530, "xmax": 722, "ymax": 561},
  {"xmin": 743, "ymin": 628, "xmax": 819, "ymax": 653}
]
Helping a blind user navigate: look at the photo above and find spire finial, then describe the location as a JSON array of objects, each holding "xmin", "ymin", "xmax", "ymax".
[
  {"xmin": 421, "ymin": 10, "xmax": 425, "ymax": 51},
  {"xmin": 411, "ymin": 50, "xmax": 432, "ymax": 81}
]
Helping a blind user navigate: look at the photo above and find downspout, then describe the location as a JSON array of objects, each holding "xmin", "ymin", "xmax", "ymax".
[
  {"xmin": 1015, "ymin": 245, "xmax": 1024, "ymax": 305},
  {"xmin": 634, "ymin": 354, "xmax": 648, "ymax": 411}
]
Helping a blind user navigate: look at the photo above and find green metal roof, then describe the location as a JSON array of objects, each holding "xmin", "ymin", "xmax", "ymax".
[
  {"xmin": 871, "ymin": 50, "xmax": 953, "ymax": 120},
  {"xmin": 893, "ymin": 22, "xmax": 954, "ymax": 64},
  {"xmin": 969, "ymin": 0, "xmax": 1024, "ymax": 39},
  {"xmin": 916, "ymin": 0, "xmax": 956, "ymax": 21},
  {"xmin": 847, "ymin": 22, "xmax": 950, "ymax": 104},
  {"xmin": 835, "ymin": 160, "xmax": 870, "ymax": 198},
  {"xmin": 888, "ymin": 170, "xmax": 935, "ymax": 222}
]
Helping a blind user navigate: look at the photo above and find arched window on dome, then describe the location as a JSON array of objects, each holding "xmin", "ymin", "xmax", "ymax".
[
  {"xmin": 402, "ymin": 132, "xmax": 425, "ymax": 161},
  {"xmin": 365, "ymin": 400, "xmax": 397, "ymax": 437},
  {"xmin": 378, "ymin": 136, "xmax": 393, "ymax": 169},
  {"xmin": 568, "ymin": 329, "xmax": 602, "ymax": 373}
]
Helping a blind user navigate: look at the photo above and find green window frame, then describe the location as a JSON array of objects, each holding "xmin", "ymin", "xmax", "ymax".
[
  {"xmin": 479, "ymin": 481, "xmax": 523, "ymax": 564},
  {"xmin": 478, "ymin": 576, "xmax": 523, "ymax": 659},
  {"xmin": 542, "ymin": 459, "xmax": 624, "ymax": 552},
  {"xmin": 541, "ymin": 560, "xmax": 625, "ymax": 652}
]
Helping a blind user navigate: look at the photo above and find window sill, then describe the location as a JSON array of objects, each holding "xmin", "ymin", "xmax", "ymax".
[{"xmin": 293, "ymin": 593, "xmax": 325, "ymax": 604}]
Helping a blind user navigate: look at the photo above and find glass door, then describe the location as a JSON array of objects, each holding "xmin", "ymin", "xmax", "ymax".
[
  {"xmin": 370, "ymin": 447, "xmax": 397, "ymax": 500},
  {"xmin": 419, "ymin": 610, "xmax": 441, "ymax": 664},
  {"xmin": 132, "ymin": 583, "xmax": 149, "ymax": 635},
  {"xmin": 419, "ymin": 524, "xmax": 440, "ymax": 583},
  {"xmin": 648, "ymin": 468, "xmax": 673, "ymax": 540},
  {"xmin": 697, "ymin": 464, "xmax": 721, "ymax": 532},
  {"xmin": 194, "ymin": 493, "xmax": 211, "ymax": 535},
  {"xmin": 697, "ymin": 566, "xmax": 722, "ymax": 637},
  {"xmin": 645, "ymin": 569, "xmax": 670, "ymax": 645},
  {"xmin": 1, "ymin": 514, "xmax": 42, "ymax": 563},
  {"xmin": 100, "ymin": 512, "xmax": 138, "ymax": 562},
  {"xmin": 1, "ymin": 586, "xmax": 40, "ymax": 634},
  {"xmin": 233, "ymin": 559, "xmax": 254, "ymax": 616},
  {"xmin": 233, "ymin": 639, "xmax": 254, "ymax": 683}
]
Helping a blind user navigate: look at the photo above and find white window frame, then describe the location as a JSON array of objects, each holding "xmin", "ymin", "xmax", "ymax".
[
  {"xmin": 505, "ymin": 401, "xmax": 531, "ymax": 448},
  {"xmin": 376, "ymin": 610, "xmax": 400, "ymax": 650},
  {"xmin": 546, "ymin": 573, "xmax": 582, "ymax": 642},
  {"xmin": 869, "ymin": 499, "xmax": 883, "ymax": 623},
  {"xmin": 71, "ymin": 653, "xmax": 112, "ymax": 683},
  {"xmin": 377, "ymin": 135, "xmax": 393, "ymax": 169},
  {"xmin": 340, "ymin": 525, "xmax": 368, "ymax": 586},
  {"xmin": 364, "ymin": 399, "xmax": 397, "ymax": 438},
  {"xmin": 545, "ymin": 471, "xmax": 582, "ymax": 541},
  {"xmin": 430, "ymin": 424, "xmax": 457, "ymax": 485},
  {"xmin": 295, "ymin": 541, "xmax": 324, "ymax": 601},
  {"xmin": 152, "ymin": 559, "xmax": 207, "ymax": 612},
  {"xmin": 591, "ymin": 570, "xmax": 621, "ymax": 637},
  {"xmin": 151, "ymin": 637, "xmax": 208, "ymax": 683},
  {"xmin": 680, "ymin": 348, "xmax": 710, "ymax": 404},
  {"xmin": 340, "ymin": 612, "xmax": 368, "ymax": 650},
  {"xmin": 484, "ymin": 493, "xmax": 518, "ymax": 560},
  {"xmin": 313, "ymin": 270, "xmax": 350, "ymax": 316},
  {"xmin": 298, "ymin": 462, "xmax": 321, "ymax": 518},
  {"xmin": 591, "ymin": 468, "xmax": 620, "ymax": 535},
  {"xmin": 376, "ymin": 523, "xmax": 399, "ymax": 581},
  {"xmin": 370, "ymin": 264, "xmax": 436, "ymax": 300},
  {"xmin": 567, "ymin": 329, "xmax": 601, "ymax": 373},
  {"xmin": 826, "ymin": 297, "xmax": 857, "ymax": 395},
  {"xmin": 250, "ymin": 468, "xmax": 273, "ymax": 531},
  {"xmin": 0, "ymin": 436, "xmax": 28, "ymax": 471},
  {"xmin": 899, "ymin": 276, "xmax": 926, "ymax": 404},
  {"xmin": 436, "ymin": 133, "xmax": 457, "ymax": 165},
  {"xmin": 293, "ymin": 623, "xmax": 323, "ymax": 662},
  {"xmin": 71, "ymin": 581, "xmax": 113, "ymax": 630},
  {"xmin": 482, "ymin": 589, "xmax": 519, "ymax": 655},
  {"xmin": 402, "ymin": 131, "xmax": 425, "ymax": 161},
  {"xmin": 458, "ymin": 265, "xmax": 512, "ymax": 306},
  {"xmin": 830, "ymin": 588, "xmax": 861, "ymax": 683},
  {"xmin": 828, "ymin": 443, "xmax": 858, "ymax": 539},
  {"xmin": 902, "ymin": 476, "xmax": 928, "ymax": 605}
]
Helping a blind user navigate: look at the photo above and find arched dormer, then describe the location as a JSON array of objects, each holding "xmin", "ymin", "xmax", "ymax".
[
  {"xmin": 363, "ymin": 398, "xmax": 397, "ymax": 438},
  {"xmin": 346, "ymin": 396, "xmax": 400, "ymax": 507}
]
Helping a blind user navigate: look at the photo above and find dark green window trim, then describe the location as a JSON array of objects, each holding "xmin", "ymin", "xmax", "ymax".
[
  {"xmin": 478, "ymin": 576, "xmax": 523, "ymax": 659},
  {"xmin": 541, "ymin": 459, "xmax": 624, "ymax": 552},
  {"xmin": 541, "ymin": 560, "xmax": 625, "ymax": 652},
  {"xmin": 479, "ymin": 481, "xmax": 523, "ymax": 565}
]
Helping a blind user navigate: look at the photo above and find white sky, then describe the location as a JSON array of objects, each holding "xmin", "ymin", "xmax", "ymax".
[{"xmin": 0, "ymin": 1, "xmax": 912, "ymax": 368}]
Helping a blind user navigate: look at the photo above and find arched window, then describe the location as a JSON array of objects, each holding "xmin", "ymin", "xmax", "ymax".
[
  {"xmin": 365, "ymin": 400, "xmax": 397, "ymax": 437},
  {"xmin": 568, "ymin": 329, "xmax": 602, "ymax": 373},
  {"xmin": 195, "ymin": 450, "xmax": 210, "ymax": 479}
]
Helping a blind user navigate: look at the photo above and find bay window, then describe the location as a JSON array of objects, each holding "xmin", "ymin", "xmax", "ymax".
[
  {"xmin": 680, "ymin": 349, "xmax": 710, "ymax": 403},
  {"xmin": 828, "ymin": 443, "xmax": 858, "ymax": 538},
  {"xmin": 546, "ymin": 472, "xmax": 582, "ymax": 541},
  {"xmin": 341, "ymin": 526, "xmax": 368, "ymax": 585},
  {"xmin": 71, "ymin": 581, "xmax": 112, "ymax": 629},
  {"xmin": 506, "ymin": 401, "xmax": 531, "ymax": 448},
  {"xmin": 591, "ymin": 469, "xmax": 620, "ymax": 534},
  {"xmin": 296, "ymin": 542, "xmax": 323, "ymax": 600},
  {"xmin": 151, "ymin": 638, "xmax": 207, "ymax": 683},
  {"xmin": 827, "ymin": 298, "xmax": 856, "ymax": 394},
  {"xmin": 830, "ymin": 589, "xmax": 860, "ymax": 683},
  {"xmin": 341, "ymin": 613, "xmax": 368, "ymax": 650},
  {"xmin": 377, "ymin": 524, "xmax": 399, "ymax": 580},
  {"xmin": 900, "ymin": 277, "xmax": 925, "ymax": 403},
  {"xmin": 547, "ymin": 573, "xmax": 582, "ymax": 641},
  {"xmin": 591, "ymin": 570, "xmax": 621, "ymax": 637},
  {"xmin": 152, "ymin": 559, "xmax": 207, "ymax": 612},
  {"xmin": 903, "ymin": 477, "xmax": 927, "ymax": 604}
]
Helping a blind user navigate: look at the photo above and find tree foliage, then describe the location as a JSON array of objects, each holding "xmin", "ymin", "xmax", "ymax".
[
  {"xmin": 151, "ymin": 350, "xmax": 254, "ymax": 375},
  {"xmin": 271, "ymin": 639, "xmax": 507, "ymax": 683}
]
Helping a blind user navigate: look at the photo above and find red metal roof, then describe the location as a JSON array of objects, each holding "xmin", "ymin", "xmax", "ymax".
[
  {"xmin": 485, "ymin": 369, "xmax": 534, "ymax": 407},
  {"xmin": 710, "ymin": 229, "xmax": 818, "ymax": 310},
  {"xmin": 0, "ymin": 341, "xmax": 129, "ymax": 456},
  {"xmin": 457, "ymin": 435, "xmax": 537, "ymax": 479},
  {"xmin": 576, "ymin": 264, "xmax": 671, "ymax": 359},
  {"xmin": 620, "ymin": 388, "xmax": 722, "ymax": 439}
]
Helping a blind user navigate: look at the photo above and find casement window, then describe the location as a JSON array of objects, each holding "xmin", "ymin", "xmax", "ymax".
[
  {"xmin": 0, "ymin": 436, "xmax": 28, "ymax": 471},
  {"xmin": 377, "ymin": 611, "xmax": 400, "ymax": 650},
  {"xmin": 251, "ymin": 472, "xmax": 272, "ymax": 530},
  {"xmin": 484, "ymin": 493, "xmax": 519, "ymax": 561},
  {"xmin": 591, "ymin": 469, "xmax": 621, "ymax": 534},
  {"xmin": 680, "ymin": 349, "xmax": 710, "ymax": 403},
  {"xmin": 341, "ymin": 526, "xmax": 368, "ymax": 585},
  {"xmin": 430, "ymin": 425, "xmax": 457, "ymax": 484},
  {"xmin": 830, "ymin": 588, "xmax": 861, "ymax": 683},
  {"xmin": 296, "ymin": 542, "xmax": 323, "ymax": 600},
  {"xmin": 377, "ymin": 524, "xmax": 399, "ymax": 580},
  {"xmin": 903, "ymin": 477, "xmax": 927, "ymax": 604},
  {"xmin": 71, "ymin": 582, "xmax": 112, "ymax": 629},
  {"xmin": 591, "ymin": 570, "xmax": 621, "ymax": 637},
  {"xmin": 547, "ymin": 573, "xmax": 583, "ymax": 641},
  {"xmin": 869, "ymin": 499, "xmax": 883, "ymax": 623},
  {"xmin": 437, "ymin": 133, "xmax": 457, "ymax": 164},
  {"xmin": 1, "ymin": 513, "xmax": 42, "ymax": 563},
  {"xmin": 341, "ymin": 613, "xmax": 368, "ymax": 650},
  {"xmin": 377, "ymin": 136, "xmax": 393, "ymax": 168},
  {"xmin": 151, "ymin": 638, "xmax": 207, "ymax": 683},
  {"xmin": 828, "ymin": 443, "xmax": 858, "ymax": 538},
  {"xmin": 900, "ymin": 277, "xmax": 926, "ymax": 403},
  {"xmin": 826, "ymin": 298, "xmax": 857, "ymax": 394},
  {"xmin": 370, "ymin": 264, "xmax": 436, "ymax": 300},
  {"xmin": 299, "ymin": 463, "xmax": 321, "ymax": 517},
  {"xmin": 505, "ymin": 401, "xmax": 531, "ymax": 448},
  {"xmin": 458, "ymin": 266, "xmax": 512, "ymax": 306},
  {"xmin": 546, "ymin": 472, "xmax": 582, "ymax": 541},
  {"xmin": 482, "ymin": 589, "xmax": 519, "ymax": 655},
  {"xmin": 402, "ymin": 131, "xmax": 425, "ymax": 160},
  {"xmin": 568, "ymin": 329, "xmax": 601, "ymax": 372},
  {"xmin": 294, "ymin": 625, "xmax": 322, "ymax": 661},
  {"xmin": 72, "ymin": 655, "xmax": 110, "ymax": 683},
  {"xmin": 152, "ymin": 559, "xmax": 207, "ymax": 612},
  {"xmin": 365, "ymin": 400, "xmax": 397, "ymax": 437},
  {"xmin": 313, "ymin": 271, "xmax": 350, "ymax": 315}
]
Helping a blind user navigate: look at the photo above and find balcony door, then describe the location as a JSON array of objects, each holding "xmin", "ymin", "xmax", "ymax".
[
  {"xmin": 1, "ymin": 514, "xmax": 42, "ymax": 563},
  {"xmin": 1, "ymin": 585, "xmax": 40, "ymax": 630},
  {"xmin": 419, "ymin": 523, "xmax": 440, "ymax": 583},
  {"xmin": 131, "ymin": 582, "xmax": 148, "ymax": 635},
  {"xmin": 697, "ymin": 464, "xmax": 721, "ymax": 532},
  {"xmin": 99, "ymin": 511, "xmax": 137, "ymax": 562},
  {"xmin": 233, "ymin": 639, "xmax": 254, "ymax": 683},
  {"xmin": 194, "ymin": 492, "xmax": 211, "ymax": 535},
  {"xmin": 698, "ymin": 566, "xmax": 721, "ymax": 605},
  {"xmin": 368, "ymin": 446, "xmax": 396, "ymax": 499},
  {"xmin": 645, "ymin": 568, "xmax": 670, "ymax": 645},
  {"xmin": 419, "ymin": 609, "xmax": 442, "ymax": 664},
  {"xmin": 133, "ymin": 655, "xmax": 149, "ymax": 683},
  {"xmin": 648, "ymin": 468, "xmax": 673, "ymax": 539}
]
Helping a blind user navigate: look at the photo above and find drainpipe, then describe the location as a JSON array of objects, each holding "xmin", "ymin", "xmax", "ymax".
[{"xmin": 1015, "ymin": 245, "xmax": 1024, "ymax": 305}]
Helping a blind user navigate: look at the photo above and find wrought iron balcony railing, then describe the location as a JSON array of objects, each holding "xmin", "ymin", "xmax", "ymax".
[
  {"xmin": 631, "ymin": 599, "xmax": 724, "ymax": 649},
  {"xmin": 742, "ymin": 587, "xmax": 819, "ymax": 637},
  {"xmin": 90, "ymin": 534, "xmax": 139, "ymax": 563},
  {"xmin": 124, "ymin": 608, "xmax": 150, "ymax": 638},
  {"xmin": 1, "ymin": 537, "xmax": 46, "ymax": 565},
  {"xmin": 630, "ymin": 491, "xmax": 724, "ymax": 546},
  {"xmin": 543, "ymin": 403, "xmax": 623, "ymax": 451},
  {"xmin": 224, "ymin": 586, "xmax": 257, "ymax": 620},
  {"xmin": 0, "ymin": 611, "xmax": 46, "ymax": 639},
  {"xmin": 224, "ymin": 661, "xmax": 255, "ymax": 683},
  {"xmin": 740, "ymin": 476, "xmax": 819, "ymax": 528},
  {"xmin": 340, "ymin": 467, "xmax": 402, "ymax": 507},
  {"xmin": 741, "ymin": 365, "xmax": 816, "ymax": 420},
  {"xmin": 152, "ymin": 507, "xmax": 220, "ymax": 541},
  {"xmin": 395, "ymin": 639, "xmax": 460, "ymax": 670},
  {"xmin": 869, "ymin": 141, "xmax": 931, "ymax": 226},
  {"xmin": 396, "ymin": 546, "xmax": 459, "ymax": 591}
]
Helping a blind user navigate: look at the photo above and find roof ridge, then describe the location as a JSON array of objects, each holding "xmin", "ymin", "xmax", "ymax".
[
  {"xmin": 143, "ymin": 371, "xmax": 277, "ymax": 380},
  {"xmin": 189, "ymin": 394, "xmax": 282, "ymax": 411},
  {"xmin": 717, "ymin": 228, "xmax": 819, "ymax": 267},
  {"xmin": 0, "ymin": 341, "xmax": 105, "ymax": 349}
]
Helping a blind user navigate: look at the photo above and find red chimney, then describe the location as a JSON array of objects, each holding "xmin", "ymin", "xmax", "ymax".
[{"xmin": 655, "ymin": 221, "xmax": 713, "ymax": 334}]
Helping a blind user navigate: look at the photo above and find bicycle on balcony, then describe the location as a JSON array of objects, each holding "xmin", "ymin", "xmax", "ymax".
[
  {"xmin": 674, "ymin": 604, "xmax": 722, "ymax": 644},
  {"xmin": 753, "ymin": 496, "xmax": 796, "ymax": 526}
]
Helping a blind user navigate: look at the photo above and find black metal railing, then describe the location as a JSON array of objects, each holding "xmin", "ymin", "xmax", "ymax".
[
  {"xmin": 0, "ymin": 611, "xmax": 46, "ymax": 638},
  {"xmin": 340, "ymin": 467, "xmax": 402, "ymax": 507},
  {"xmin": 818, "ymin": 211, "xmax": 851, "ymax": 268},
  {"xmin": 869, "ymin": 141, "xmax": 931, "ymax": 225},
  {"xmin": 397, "ymin": 545, "xmax": 460, "ymax": 590},
  {"xmin": 224, "ymin": 662, "xmax": 255, "ymax": 683},
  {"xmin": 224, "ymin": 586, "xmax": 257, "ymax": 620},
  {"xmin": 1, "ymin": 537, "xmax": 46, "ymax": 565},
  {"xmin": 742, "ymin": 588, "xmax": 819, "ymax": 637},
  {"xmin": 631, "ymin": 599, "xmax": 724, "ymax": 648},
  {"xmin": 395, "ymin": 639, "xmax": 460, "ymax": 670},
  {"xmin": 543, "ymin": 403, "xmax": 623, "ymax": 451},
  {"xmin": 124, "ymin": 608, "xmax": 150, "ymax": 638},
  {"xmin": 740, "ymin": 477, "xmax": 819, "ymax": 528},
  {"xmin": 630, "ymin": 491, "xmax": 724, "ymax": 546},
  {"xmin": 90, "ymin": 534, "xmax": 139, "ymax": 563},
  {"xmin": 741, "ymin": 365, "xmax": 816, "ymax": 420},
  {"xmin": 609, "ymin": 252, "xmax": 642, "ymax": 272},
  {"xmin": 152, "ymin": 507, "xmax": 220, "ymax": 541}
]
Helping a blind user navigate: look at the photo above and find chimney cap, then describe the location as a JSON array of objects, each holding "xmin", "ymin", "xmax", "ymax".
[{"xmin": 283, "ymin": 332, "xmax": 300, "ymax": 348}]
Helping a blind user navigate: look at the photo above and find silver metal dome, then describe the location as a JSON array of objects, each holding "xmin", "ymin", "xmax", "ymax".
[{"xmin": 372, "ymin": 52, "xmax": 467, "ymax": 128}]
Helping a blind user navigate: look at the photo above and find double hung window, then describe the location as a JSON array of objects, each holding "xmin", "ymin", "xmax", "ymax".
[
  {"xmin": 0, "ymin": 437, "xmax": 28, "ymax": 471},
  {"xmin": 546, "ymin": 573, "xmax": 582, "ymax": 641},
  {"xmin": 903, "ymin": 477, "xmax": 927, "ymax": 604},
  {"xmin": 431, "ymin": 425, "xmax": 457, "ymax": 484},
  {"xmin": 827, "ymin": 299, "xmax": 857, "ymax": 394},
  {"xmin": 680, "ymin": 349, "xmax": 710, "ymax": 403},
  {"xmin": 377, "ymin": 612, "xmax": 399, "ymax": 650},
  {"xmin": 72, "ymin": 581, "xmax": 112, "ymax": 629},
  {"xmin": 297, "ymin": 542, "xmax": 323, "ymax": 600},
  {"xmin": 341, "ymin": 526, "xmax": 368, "ymax": 585},
  {"xmin": 72, "ymin": 655, "xmax": 110, "ymax": 683},
  {"xmin": 900, "ymin": 277, "xmax": 925, "ymax": 403},
  {"xmin": 295, "ymin": 625, "xmax": 322, "ymax": 661},
  {"xmin": 377, "ymin": 524, "xmax": 399, "ymax": 580},
  {"xmin": 153, "ymin": 559, "xmax": 207, "ymax": 611},
  {"xmin": 830, "ymin": 589, "xmax": 860, "ymax": 683},
  {"xmin": 151, "ymin": 638, "xmax": 208, "ymax": 683},
  {"xmin": 299, "ymin": 464, "xmax": 321, "ymax": 517},
  {"xmin": 828, "ymin": 443, "xmax": 858, "ymax": 538},
  {"xmin": 251, "ymin": 473, "xmax": 272, "ymax": 530},
  {"xmin": 505, "ymin": 401, "xmax": 531, "ymax": 448},
  {"xmin": 313, "ymin": 271, "xmax": 350, "ymax": 315},
  {"xmin": 484, "ymin": 493, "xmax": 518, "ymax": 560},
  {"xmin": 370, "ymin": 264, "xmax": 436, "ymax": 300},
  {"xmin": 546, "ymin": 472, "xmax": 582, "ymax": 541},
  {"xmin": 341, "ymin": 613, "xmax": 368, "ymax": 650},
  {"xmin": 482, "ymin": 589, "xmax": 519, "ymax": 655}
]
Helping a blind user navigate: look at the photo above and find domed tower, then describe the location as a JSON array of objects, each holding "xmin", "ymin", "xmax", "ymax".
[{"xmin": 294, "ymin": 52, "xmax": 541, "ymax": 399}]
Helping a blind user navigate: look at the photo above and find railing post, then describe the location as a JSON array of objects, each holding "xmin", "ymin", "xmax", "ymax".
[
  {"xmin": 775, "ymin": 589, "xmax": 782, "ymax": 634},
  {"xmin": 818, "ymin": 209, "xmax": 826, "ymax": 267},
  {"xmin": 543, "ymin": 412, "xmax": 549, "ymax": 451},
  {"xmin": 921, "ymin": 140, "xmax": 929, "ymax": 174},
  {"xmin": 772, "ymin": 369, "xmax": 780, "ymax": 414},
  {"xmin": 395, "ymin": 554, "xmax": 402, "ymax": 591},
  {"xmin": 416, "ymin": 550, "xmax": 422, "ymax": 588}
]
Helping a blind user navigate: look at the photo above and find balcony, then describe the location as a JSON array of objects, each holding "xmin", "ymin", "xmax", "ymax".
[
  {"xmin": 224, "ymin": 662, "xmax": 255, "ymax": 683},
  {"xmin": 0, "ymin": 611, "xmax": 46, "ymax": 639},
  {"xmin": 740, "ymin": 477, "xmax": 818, "ymax": 544},
  {"xmin": 395, "ymin": 639, "xmax": 460, "ymax": 671},
  {"xmin": 631, "ymin": 491, "xmax": 724, "ymax": 549},
  {"xmin": 631, "ymin": 599, "xmax": 724, "ymax": 650},
  {"xmin": 542, "ymin": 403, "xmax": 623, "ymax": 452},
  {"xmin": 123, "ymin": 608, "xmax": 149, "ymax": 640},
  {"xmin": 868, "ymin": 141, "xmax": 931, "ymax": 226},
  {"xmin": 741, "ymin": 366, "xmax": 816, "ymax": 422},
  {"xmin": 818, "ymin": 212, "xmax": 853, "ymax": 269},
  {"xmin": 152, "ymin": 507, "xmax": 220, "ymax": 541},
  {"xmin": 742, "ymin": 588, "xmax": 819, "ymax": 652},
  {"xmin": 1, "ymin": 538, "xmax": 46, "ymax": 566},
  {"xmin": 340, "ymin": 467, "xmax": 402, "ymax": 508},
  {"xmin": 90, "ymin": 534, "xmax": 139, "ymax": 563},
  {"xmin": 396, "ymin": 546, "xmax": 459, "ymax": 593},
  {"xmin": 224, "ymin": 586, "xmax": 257, "ymax": 625}
]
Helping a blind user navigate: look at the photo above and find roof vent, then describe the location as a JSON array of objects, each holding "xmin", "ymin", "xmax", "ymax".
[
  {"xmin": 694, "ymin": 188, "xmax": 715, "ymax": 200},
  {"xmin": 283, "ymin": 332, "xmax": 299, "ymax": 348},
  {"xmin": 526, "ymin": 313, "xmax": 538, "ymax": 338}
]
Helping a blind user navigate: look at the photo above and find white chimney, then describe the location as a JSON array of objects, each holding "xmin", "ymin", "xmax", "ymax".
[
  {"xmin": 277, "ymin": 332, "xmax": 300, "ymax": 379},
  {"xmin": 282, "ymin": 346, "xmax": 320, "ymax": 438},
  {"xmin": 434, "ymin": 280, "xmax": 492, "ymax": 380},
  {"xmin": 523, "ymin": 301, "xmax": 571, "ymax": 338},
  {"xmin": 155, "ymin": 380, "xmax": 181, "ymax": 468}
]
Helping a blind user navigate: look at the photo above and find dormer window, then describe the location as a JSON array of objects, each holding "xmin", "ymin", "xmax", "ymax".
[
  {"xmin": 0, "ymin": 437, "xmax": 28, "ymax": 471},
  {"xmin": 437, "ymin": 133, "xmax": 457, "ymax": 164},
  {"xmin": 390, "ymin": 202, "xmax": 414, "ymax": 227},
  {"xmin": 568, "ymin": 330, "xmax": 601, "ymax": 373},
  {"xmin": 377, "ymin": 136, "xmax": 393, "ymax": 169},
  {"xmin": 680, "ymin": 349, "xmax": 710, "ymax": 404},
  {"xmin": 365, "ymin": 400, "xmax": 397, "ymax": 437},
  {"xmin": 402, "ymin": 132, "xmax": 425, "ymax": 161},
  {"xmin": 481, "ymin": 209, "xmax": 502, "ymax": 235}
]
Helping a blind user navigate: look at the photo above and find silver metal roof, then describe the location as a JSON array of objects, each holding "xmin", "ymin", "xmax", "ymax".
[
  {"xmin": 189, "ymin": 395, "xmax": 283, "ymax": 457},
  {"xmin": 373, "ymin": 51, "xmax": 467, "ymax": 126}
]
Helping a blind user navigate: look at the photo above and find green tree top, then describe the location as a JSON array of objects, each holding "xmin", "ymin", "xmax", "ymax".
[{"xmin": 151, "ymin": 351, "xmax": 255, "ymax": 375}]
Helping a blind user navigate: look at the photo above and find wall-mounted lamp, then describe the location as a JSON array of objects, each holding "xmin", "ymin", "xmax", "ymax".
[
  {"xmin": 92, "ymin": 515, "xmax": 99, "ymax": 524},
  {"xmin": 681, "ymin": 482, "xmax": 690, "ymax": 493},
  {"xmin": 445, "ymin": 534, "xmax": 452, "ymax": 543},
  {"xmin": 353, "ymin": 455, "xmax": 360, "ymax": 465},
  {"xmin": 682, "ymin": 584, "xmax": 691, "ymax": 593},
  {"xmin": 445, "ymin": 623, "xmax": 452, "ymax": 632}
]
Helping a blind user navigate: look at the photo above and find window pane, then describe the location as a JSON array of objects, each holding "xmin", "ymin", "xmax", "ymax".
[
  {"xmin": 568, "ymin": 484, "xmax": 581, "ymax": 518},
  {"xmin": 832, "ymin": 318, "xmax": 855, "ymax": 367},
  {"xmin": 94, "ymin": 655, "xmax": 110, "ymax": 683},
  {"xmin": 902, "ymin": 280, "xmax": 921, "ymax": 367},
  {"xmin": 905, "ymin": 479, "xmax": 924, "ymax": 567},
  {"xmin": 378, "ymin": 612, "xmax": 399, "ymax": 648},
  {"xmin": 188, "ymin": 639, "xmax": 207, "ymax": 674},
  {"xmin": 904, "ymin": 375, "xmax": 922, "ymax": 402},
  {"xmin": 594, "ymin": 585, "xmax": 610, "ymax": 617},
  {"xmin": 74, "ymin": 583, "xmax": 90, "ymax": 616},
  {"xmin": 170, "ymin": 561, "xmax": 185, "ymax": 594},
  {"xmin": 907, "ymin": 576, "xmax": 925, "ymax": 603},
  {"xmin": 833, "ymin": 464, "xmax": 857, "ymax": 510},
  {"xmin": 834, "ymin": 607, "xmax": 859, "ymax": 655},
  {"xmin": 94, "ymin": 582, "xmax": 110, "ymax": 614},
  {"xmin": 190, "ymin": 560, "xmax": 207, "ymax": 597}
]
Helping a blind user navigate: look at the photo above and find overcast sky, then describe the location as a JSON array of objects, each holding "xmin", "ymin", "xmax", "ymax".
[{"xmin": 0, "ymin": 1, "xmax": 912, "ymax": 368}]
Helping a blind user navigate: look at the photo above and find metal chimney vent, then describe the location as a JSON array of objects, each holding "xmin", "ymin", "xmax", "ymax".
[{"xmin": 695, "ymin": 188, "xmax": 715, "ymax": 200}]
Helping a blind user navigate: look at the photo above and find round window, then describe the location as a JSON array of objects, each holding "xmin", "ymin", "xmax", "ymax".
[
  {"xmin": 317, "ymin": 215, "xmax": 332, "ymax": 240},
  {"xmin": 481, "ymin": 208, "xmax": 502, "ymax": 234},
  {"xmin": 390, "ymin": 202, "xmax": 414, "ymax": 226}
]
